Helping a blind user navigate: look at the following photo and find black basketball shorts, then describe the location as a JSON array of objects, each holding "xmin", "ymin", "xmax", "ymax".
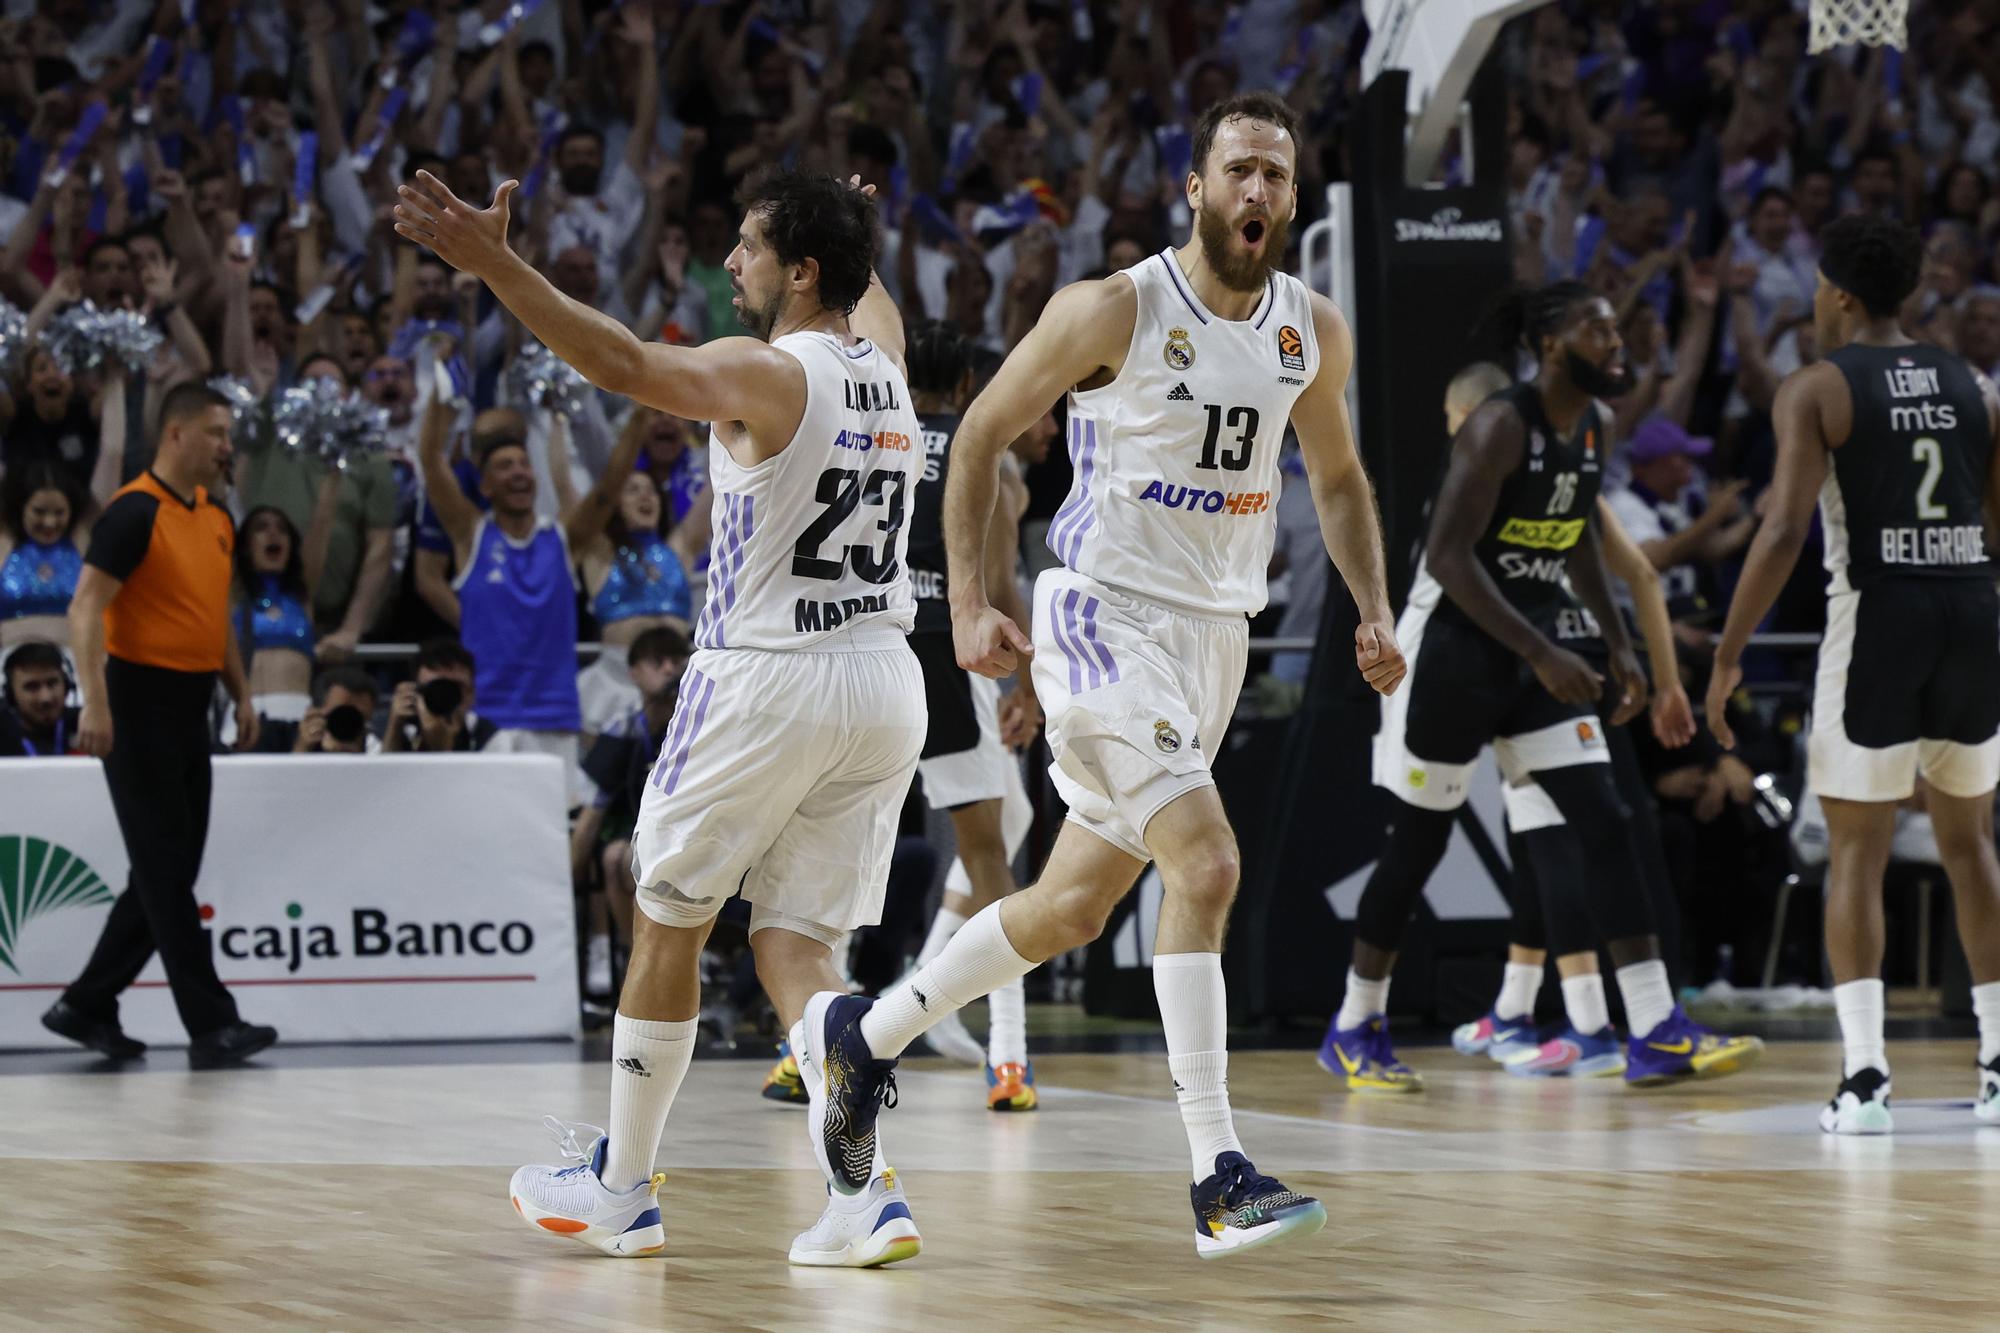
[
  {"xmin": 1809, "ymin": 579, "xmax": 2000, "ymax": 800},
  {"xmin": 1374, "ymin": 594, "xmax": 1609, "ymax": 811}
]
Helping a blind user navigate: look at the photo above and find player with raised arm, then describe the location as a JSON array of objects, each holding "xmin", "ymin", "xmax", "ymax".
[
  {"xmin": 1708, "ymin": 215, "xmax": 2000, "ymax": 1132},
  {"xmin": 787, "ymin": 91, "xmax": 1405, "ymax": 1260},
  {"xmin": 395, "ymin": 166, "xmax": 931, "ymax": 1266}
]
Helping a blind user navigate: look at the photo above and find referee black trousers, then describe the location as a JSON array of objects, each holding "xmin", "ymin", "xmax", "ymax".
[{"xmin": 64, "ymin": 658, "xmax": 239, "ymax": 1037}]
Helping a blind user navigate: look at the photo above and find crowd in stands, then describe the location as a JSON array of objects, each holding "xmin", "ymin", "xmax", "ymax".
[{"xmin": 3, "ymin": 0, "xmax": 1999, "ymax": 1007}]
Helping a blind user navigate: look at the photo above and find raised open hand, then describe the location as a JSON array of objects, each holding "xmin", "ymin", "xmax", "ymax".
[{"xmin": 394, "ymin": 170, "xmax": 519, "ymax": 279}]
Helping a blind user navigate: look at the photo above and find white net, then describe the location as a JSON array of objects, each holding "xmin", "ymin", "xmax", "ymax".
[{"xmin": 1807, "ymin": 0, "xmax": 1910, "ymax": 52}]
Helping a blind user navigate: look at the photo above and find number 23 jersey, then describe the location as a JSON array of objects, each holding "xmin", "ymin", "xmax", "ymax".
[
  {"xmin": 693, "ymin": 330, "xmax": 920, "ymax": 652},
  {"xmin": 1050, "ymin": 250, "xmax": 1319, "ymax": 616}
]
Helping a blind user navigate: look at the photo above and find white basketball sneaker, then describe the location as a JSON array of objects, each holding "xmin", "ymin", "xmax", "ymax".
[
  {"xmin": 508, "ymin": 1117, "xmax": 666, "ymax": 1256},
  {"xmin": 921, "ymin": 1008, "xmax": 989, "ymax": 1066},
  {"xmin": 1976, "ymin": 1055, "xmax": 2000, "ymax": 1124},
  {"xmin": 1819, "ymin": 1067, "xmax": 1893, "ymax": 1135},
  {"xmin": 788, "ymin": 1167, "xmax": 923, "ymax": 1267}
]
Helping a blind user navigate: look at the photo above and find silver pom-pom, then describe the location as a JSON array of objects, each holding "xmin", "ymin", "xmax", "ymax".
[
  {"xmin": 43, "ymin": 300, "xmax": 164, "ymax": 374},
  {"xmin": 207, "ymin": 375, "xmax": 262, "ymax": 433},
  {"xmin": 506, "ymin": 341, "xmax": 589, "ymax": 418},
  {"xmin": 0, "ymin": 298, "xmax": 26, "ymax": 368},
  {"xmin": 272, "ymin": 378, "xmax": 391, "ymax": 469}
]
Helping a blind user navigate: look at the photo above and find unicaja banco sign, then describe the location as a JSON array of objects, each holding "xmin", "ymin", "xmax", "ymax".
[
  {"xmin": 0, "ymin": 836, "xmax": 113, "ymax": 974},
  {"xmin": 1393, "ymin": 207, "xmax": 1505, "ymax": 244}
]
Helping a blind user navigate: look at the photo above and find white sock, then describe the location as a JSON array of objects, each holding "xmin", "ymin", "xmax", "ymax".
[
  {"xmin": 1496, "ymin": 962, "xmax": 1543, "ymax": 1022},
  {"xmin": 1833, "ymin": 978, "xmax": 1887, "ymax": 1077},
  {"xmin": 1335, "ymin": 968, "xmax": 1389, "ymax": 1032},
  {"xmin": 987, "ymin": 976, "xmax": 1027, "ymax": 1067},
  {"xmin": 602, "ymin": 1014, "xmax": 697, "ymax": 1192},
  {"xmin": 1560, "ymin": 973, "xmax": 1610, "ymax": 1036},
  {"xmin": 915, "ymin": 905, "xmax": 967, "ymax": 969},
  {"xmin": 1154, "ymin": 952, "xmax": 1245, "ymax": 1180},
  {"xmin": 860, "ymin": 903, "xmax": 1032, "ymax": 1058},
  {"xmin": 1974, "ymin": 981, "xmax": 2000, "ymax": 1065},
  {"xmin": 1614, "ymin": 960, "xmax": 1674, "ymax": 1039}
]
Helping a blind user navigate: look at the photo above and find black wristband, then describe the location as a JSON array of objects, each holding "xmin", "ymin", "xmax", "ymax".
[{"xmin": 152, "ymin": 301, "xmax": 178, "ymax": 323}]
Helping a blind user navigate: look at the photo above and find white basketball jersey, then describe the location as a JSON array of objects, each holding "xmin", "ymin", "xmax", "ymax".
[
  {"xmin": 1049, "ymin": 250, "xmax": 1319, "ymax": 615},
  {"xmin": 693, "ymin": 330, "xmax": 920, "ymax": 652}
]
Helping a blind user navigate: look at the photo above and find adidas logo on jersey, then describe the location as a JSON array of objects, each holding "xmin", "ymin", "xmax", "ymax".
[{"xmin": 1166, "ymin": 382, "xmax": 1194, "ymax": 402}]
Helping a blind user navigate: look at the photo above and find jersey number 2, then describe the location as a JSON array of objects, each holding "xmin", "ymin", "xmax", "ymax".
[
  {"xmin": 1913, "ymin": 437, "xmax": 1948, "ymax": 520},
  {"xmin": 1198, "ymin": 404, "xmax": 1260, "ymax": 471},
  {"xmin": 792, "ymin": 467, "xmax": 908, "ymax": 583}
]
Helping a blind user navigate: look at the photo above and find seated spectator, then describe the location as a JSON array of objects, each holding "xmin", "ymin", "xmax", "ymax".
[
  {"xmin": 1960, "ymin": 286, "xmax": 2000, "ymax": 380},
  {"xmin": 290, "ymin": 667, "xmax": 382, "ymax": 755},
  {"xmin": 384, "ymin": 638, "xmax": 499, "ymax": 754},
  {"xmin": 1606, "ymin": 417, "xmax": 1757, "ymax": 608},
  {"xmin": 574, "ymin": 626, "xmax": 692, "ymax": 965},
  {"xmin": 0, "ymin": 641, "xmax": 78, "ymax": 757}
]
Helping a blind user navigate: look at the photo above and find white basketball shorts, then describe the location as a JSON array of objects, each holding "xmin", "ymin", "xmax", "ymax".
[
  {"xmin": 1029, "ymin": 568, "xmax": 1247, "ymax": 861},
  {"xmin": 631, "ymin": 639, "xmax": 926, "ymax": 937}
]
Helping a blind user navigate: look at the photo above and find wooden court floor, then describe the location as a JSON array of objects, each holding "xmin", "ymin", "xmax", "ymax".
[{"xmin": 3, "ymin": 1039, "xmax": 1998, "ymax": 1330}]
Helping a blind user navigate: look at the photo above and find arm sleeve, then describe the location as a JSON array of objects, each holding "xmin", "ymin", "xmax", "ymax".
[{"xmin": 83, "ymin": 491, "xmax": 161, "ymax": 581}]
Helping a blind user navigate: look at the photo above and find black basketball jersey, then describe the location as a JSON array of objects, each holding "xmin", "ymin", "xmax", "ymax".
[
  {"xmin": 908, "ymin": 411, "xmax": 956, "ymax": 633},
  {"xmin": 1823, "ymin": 343, "xmax": 1995, "ymax": 592},
  {"xmin": 1431, "ymin": 383, "xmax": 1608, "ymax": 634}
]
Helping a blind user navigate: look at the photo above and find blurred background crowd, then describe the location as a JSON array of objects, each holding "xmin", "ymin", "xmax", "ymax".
[{"xmin": 3, "ymin": 0, "xmax": 1998, "ymax": 1023}]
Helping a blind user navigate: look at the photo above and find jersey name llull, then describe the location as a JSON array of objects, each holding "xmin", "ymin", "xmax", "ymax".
[{"xmin": 843, "ymin": 379, "xmax": 903, "ymax": 412}]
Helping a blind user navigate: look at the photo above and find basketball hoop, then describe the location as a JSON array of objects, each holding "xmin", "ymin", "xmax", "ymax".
[{"xmin": 1807, "ymin": 0, "xmax": 1909, "ymax": 53}]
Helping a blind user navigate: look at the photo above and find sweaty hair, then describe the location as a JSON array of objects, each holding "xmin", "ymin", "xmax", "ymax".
[
  {"xmin": 415, "ymin": 637, "xmax": 475, "ymax": 675},
  {"xmin": 904, "ymin": 319, "xmax": 974, "ymax": 397},
  {"xmin": 1479, "ymin": 280, "xmax": 1599, "ymax": 362},
  {"xmin": 1819, "ymin": 214, "xmax": 1924, "ymax": 320},
  {"xmin": 160, "ymin": 381, "xmax": 233, "ymax": 430},
  {"xmin": 736, "ymin": 167, "xmax": 880, "ymax": 316},
  {"xmin": 628, "ymin": 625, "xmax": 692, "ymax": 670},
  {"xmin": 1190, "ymin": 91, "xmax": 1300, "ymax": 177}
]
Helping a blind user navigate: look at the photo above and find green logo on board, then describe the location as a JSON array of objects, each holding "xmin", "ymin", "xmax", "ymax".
[{"xmin": 0, "ymin": 836, "xmax": 113, "ymax": 974}]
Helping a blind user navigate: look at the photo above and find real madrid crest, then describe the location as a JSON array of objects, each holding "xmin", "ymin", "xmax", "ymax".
[
  {"xmin": 1153, "ymin": 718, "xmax": 1182, "ymax": 753},
  {"xmin": 1163, "ymin": 327, "xmax": 1195, "ymax": 372}
]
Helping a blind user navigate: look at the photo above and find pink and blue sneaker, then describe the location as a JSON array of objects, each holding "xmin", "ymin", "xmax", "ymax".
[
  {"xmin": 1451, "ymin": 1010, "xmax": 1540, "ymax": 1065},
  {"xmin": 1506, "ymin": 1025, "xmax": 1626, "ymax": 1078},
  {"xmin": 1318, "ymin": 1014, "xmax": 1424, "ymax": 1092},
  {"xmin": 1625, "ymin": 1006, "xmax": 1763, "ymax": 1086}
]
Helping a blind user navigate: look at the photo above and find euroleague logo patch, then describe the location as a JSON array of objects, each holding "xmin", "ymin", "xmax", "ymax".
[
  {"xmin": 1154, "ymin": 719, "xmax": 1183, "ymax": 753},
  {"xmin": 1276, "ymin": 325, "xmax": 1305, "ymax": 372},
  {"xmin": 1164, "ymin": 327, "xmax": 1196, "ymax": 371},
  {"xmin": 1576, "ymin": 720, "xmax": 1601, "ymax": 746}
]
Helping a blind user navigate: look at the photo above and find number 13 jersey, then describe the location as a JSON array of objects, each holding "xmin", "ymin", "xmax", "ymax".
[
  {"xmin": 1050, "ymin": 250, "xmax": 1319, "ymax": 616},
  {"xmin": 693, "ymin": 330, "xmax": 921, "ymax": 652}
]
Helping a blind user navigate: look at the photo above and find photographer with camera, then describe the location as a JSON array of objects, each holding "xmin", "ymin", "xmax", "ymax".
[
  {"xmin": 383, "ymin": 638, "xmax": 498, "ymax": 754},
  {"xmin": 292, "ymin": 666, "xmax": 382, "ymax": 755},
  {"xmin": 0, "ymin": 641, "xmax": 78, "ymax": 757}
]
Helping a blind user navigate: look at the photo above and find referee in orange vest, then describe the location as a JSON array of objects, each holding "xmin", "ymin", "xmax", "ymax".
[{"xmin": 41, "ymin": 383, "xmax": 279, "ymax": 1068}]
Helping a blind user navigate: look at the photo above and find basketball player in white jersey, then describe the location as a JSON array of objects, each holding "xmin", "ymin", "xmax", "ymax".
[
  {"xmin": 792, "ymin": 92, "xmax": 1406, "ymax": 1260},
  {"xmin": 395, "ymin": 167, "xmax": 930, "ymax": 1267}
]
